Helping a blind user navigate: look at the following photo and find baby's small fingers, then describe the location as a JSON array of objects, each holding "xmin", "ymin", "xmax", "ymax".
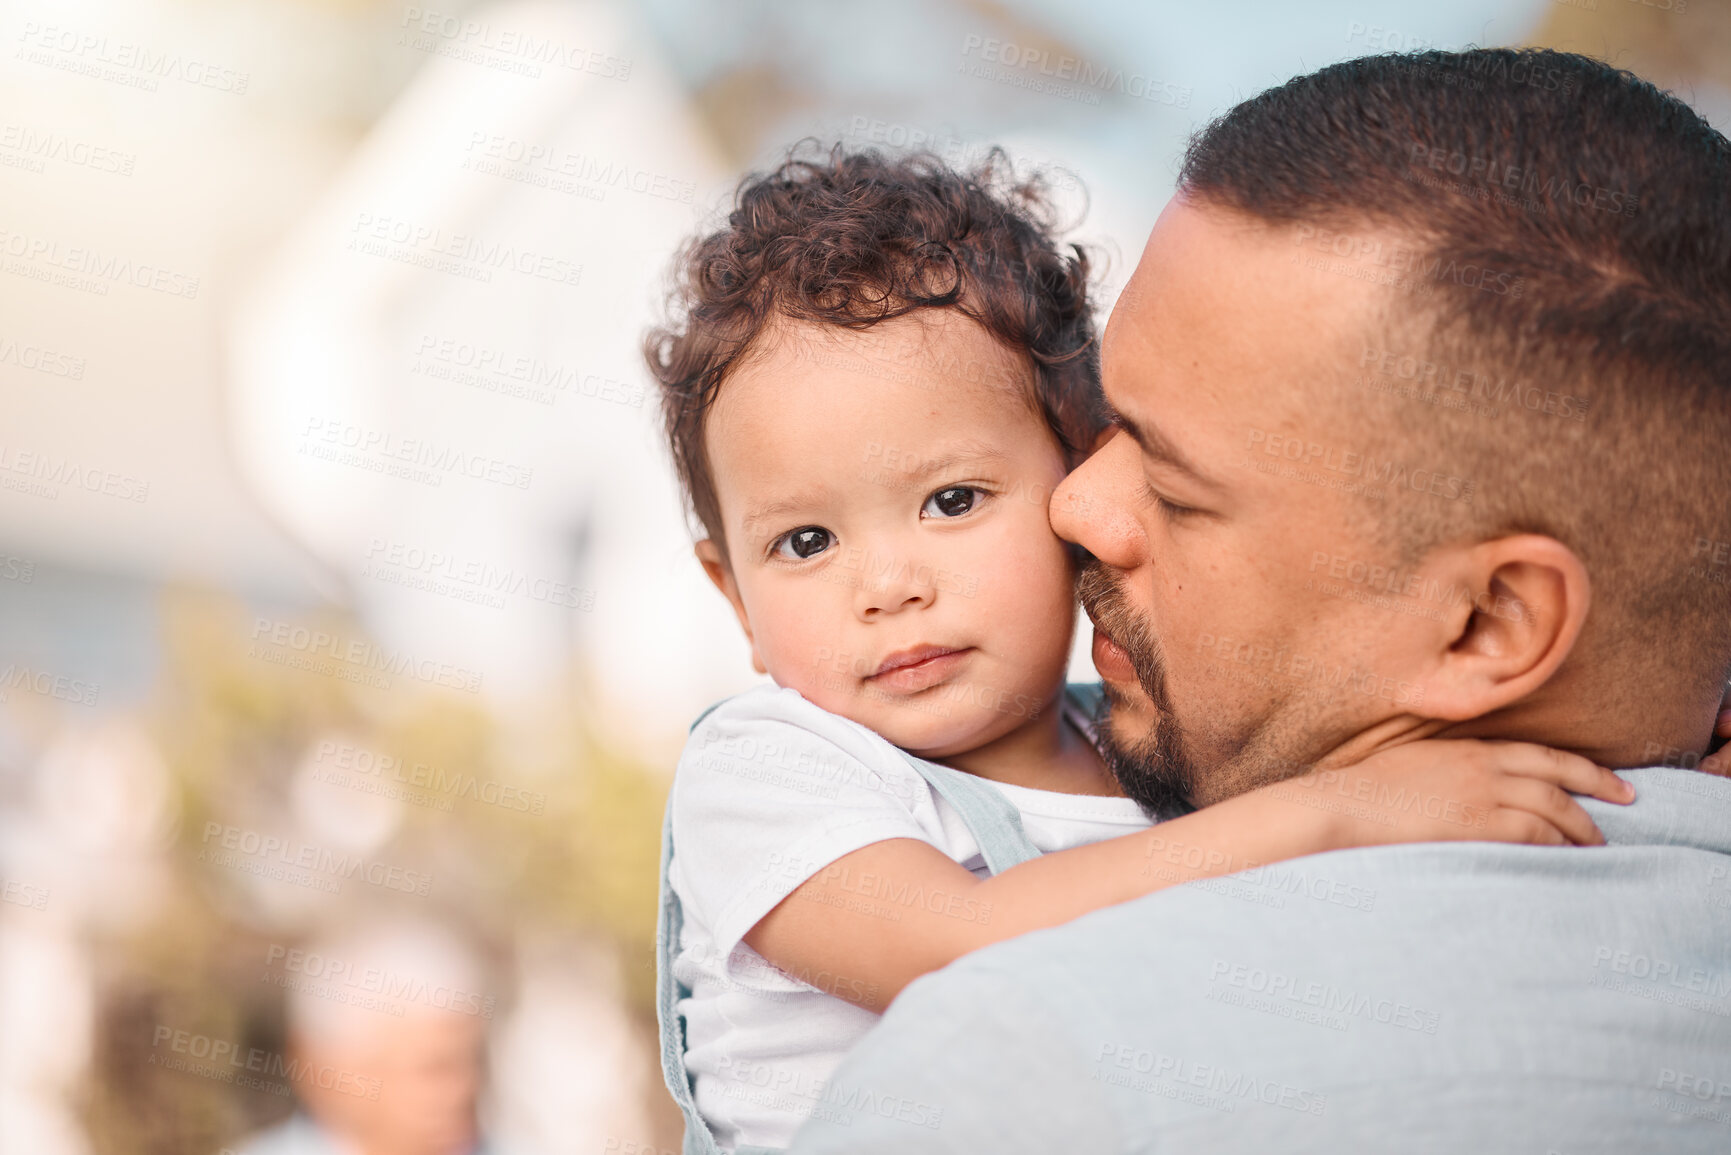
[
  {"xmin": 1698, "ymin": 745, "xmax": 1731, "ymax": 778},
  {"xmin": 1583, "ymin": 764, "xmax": 1635, "ymax": 804},
  {"xmin": 1477, "ymin": 742, "xmax": 1632, "ymax": 803},
  {"xmin": 1699, "ymin": 710, "xmax": 1731, "ymax": 776},
  {"xmin": 1484, "ymin": 808, "xmax": 1569, "ymax": 847},
  {"xmin": 1493, "ymin": 778, "xmax": 1604, "ymax": 846}
]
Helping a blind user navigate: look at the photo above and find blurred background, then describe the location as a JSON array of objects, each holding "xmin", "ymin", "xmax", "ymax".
[{"xmin": 0, "ymin": 0, "xmax": 1725, "ymax": 1151}]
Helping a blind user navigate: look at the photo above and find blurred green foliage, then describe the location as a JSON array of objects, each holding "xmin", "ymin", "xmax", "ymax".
[{"xmin": 77, "ymin": 587, "xmax": 670, "ymax": 1155}]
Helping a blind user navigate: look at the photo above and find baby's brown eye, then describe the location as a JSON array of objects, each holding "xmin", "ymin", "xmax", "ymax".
[
  {"xmin": 775, "ymin": 527, "xmax": 833, "ymax": 559},
  {"xmin": 923, "ymin": 487, "xmax": 978, "ymax": 518}
]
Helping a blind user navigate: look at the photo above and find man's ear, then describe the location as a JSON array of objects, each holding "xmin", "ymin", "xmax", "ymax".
[
  {"xmin": 695, "ymin": 540, "xmax": 768, "ymax": 675},
  {"xmin": 1415, "ymin": 534, "xmax": 1590, "ymax": 720}
]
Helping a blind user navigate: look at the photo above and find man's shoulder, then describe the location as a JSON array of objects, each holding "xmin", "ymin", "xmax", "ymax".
[
  {"xmin": 936, "ymin": 832, "xmax": 1731, "ymax": 988},
  {"xmin": 792, "ymin": 959, "xmax": 1126, "ymax": 1153},
  {"xmin": 871, "ymin": 832, "xmax": 1731, "ymax": 1078},
  {"xmin": 797, "ymin": 840, "xmax": 1731, "ymax": 1152}
]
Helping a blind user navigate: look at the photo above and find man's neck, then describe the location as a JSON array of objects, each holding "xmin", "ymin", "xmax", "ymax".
[{"xmin": 1315, "ymin": 683, "xmax": 1722, "ymax": 773}]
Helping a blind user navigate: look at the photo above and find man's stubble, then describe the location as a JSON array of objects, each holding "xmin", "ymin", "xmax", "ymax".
[
  {"xmin": 1076, "ymin": 559, "xmax": 1201, "ymax": 818},
  {"xmin": 1076, "ymin": 558, "xmax": 1325, "ymax": 815}
]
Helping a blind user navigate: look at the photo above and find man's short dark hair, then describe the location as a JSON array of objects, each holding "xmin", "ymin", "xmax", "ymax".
[
  {"xmin": 645, "ymin": 145, "xmax": 1104, "ymax": 563},
  {"xmin": 1180, "ymin": 48, "xmax": 1731, "ymax": 691}
]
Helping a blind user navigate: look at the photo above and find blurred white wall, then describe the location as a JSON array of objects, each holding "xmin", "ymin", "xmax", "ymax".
[{"xmin": 231, "ymin": 0, "xmax": 744, "ymax": 755}]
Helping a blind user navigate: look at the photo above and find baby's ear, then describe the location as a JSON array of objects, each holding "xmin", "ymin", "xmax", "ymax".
[
  {"xmin": 695, "ymin": 541, "xmax": 766, "ymax": 674},
  {"xmin": 694, "ymin": 539, "xmax": 731, "ymax": 594}
]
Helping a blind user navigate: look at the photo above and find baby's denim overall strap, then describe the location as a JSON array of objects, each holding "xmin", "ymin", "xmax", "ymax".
[
  {"xmin": 1064, "ymin": 680, "xmax": 1105, "ymax": 721},
  {"xmin": 892, "ymin": 751, "xmax": 1042, "ymax": 875},
  {"xmin": 655, "ymin": 801, "xmax": 707, "ymax": 1154},
  {"xmin": 657, "ymin": 794, "xmax": 798, "ymax": 1155},
  {"xmin": 656, "ymin": 693, "xmax": 1047, "ymax": 1153},
  {"xmin": 658, "ymin": 698, "xmax": 781, "ymax": 1155}
]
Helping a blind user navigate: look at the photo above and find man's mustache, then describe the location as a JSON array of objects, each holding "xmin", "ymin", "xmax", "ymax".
[
  {"xmin": 1075, "ymin": 558, "xmax": 1168, "ymax": 707},
  {"xmin": 1074, "ymin": 557, "xmax": 1198, "ymax": 818}
]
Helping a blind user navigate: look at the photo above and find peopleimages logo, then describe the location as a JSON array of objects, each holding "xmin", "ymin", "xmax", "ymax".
[
  {"xmin": 797, "ymin": 857, "xmax": 994, "ymax": 926},
  {"xmin": 958, "ymin": 35, "xmax": 1191, "ymax": 108},
  {"xmin": 410, "ymin": 335, "xmax": 644, "ymax": 410},
  {"xmin": 398, "ymin": 7, "xmax": 632, "ymax": 81},
  {"xmin": 0, "ymin": 443, "xmax": 149, "ymax": 503},
  {"xmin": 1093, "ymin": 1042, "xmax": 1328, "ymax": 1116},
  {"xmin": 1405, "ymin": 144, "xmax": 1640, "ymax": 218},
  {"xmin": 0, "ymin": 333, "xmax": 85, "ymax": 378},
  {"xmin": 198, "ymin": 821, "xmax": 434, "ymax": 896},
  {"xmin": 362, "ymin": 537, "xmax": 595, "ymax": 611},
  {"xmin": 347, "ymin": 213, "xmax": 583, "ymax": 289},
  {"xmin": 1196, "ymin": 632, "xmax": 1427, "ymax": 709},
  {"xmin": 311, "ymin": 738, "xmax": 547, "ymax": 815},
  {"xmin": 1, "ymin": 877, "xmax": 50, "ymax": 910},
  {"xmin": 1357, "ymin": 345, "xmax": 1590, "ymax": 423},
  {"xmin": 0, "ymin": 663, "xmax": 100, "ymax": 707},
  {"xmin": 299, "ymin": 417, "xmax": 534, "ymax": 491},
  {"xmin": 150, "ymin": 1026, "xmax": 380, "ymax": 1099},
  {"xmin": 248, "ymin": 616, "xmax": 485, "ymax": 694},
  {"xmin": 0, "ymin": 122, "xmax": 135, "ymax": 176},
  {"xmin": 1243, "ymin": 428, "xmax": 1475, "ymax": 505},
  {"xmin": 0, "ymin": 226, "xmax": 200, "ymax": 298},
  {"xmin": 463, "ymin": 132, "xmax": 696, "ymax": 204},
  {"xmin": 15, "ymin": 22, "xmax": 251, "ymax": 95},
  {"xmin": 1291, "ymin": 223, "xmax": 1524, "ymax": 298},
  {"xmin": 1207, "ymin": 960, "xmax": 1443, "ymax": 1034},
  {"xmin": 263, "ymin": 944, "xmax": 496, "ymax": 1018},
  {"xmin": 1590, "ymin": 946, "xmax": 1731, "ymax": 999}
]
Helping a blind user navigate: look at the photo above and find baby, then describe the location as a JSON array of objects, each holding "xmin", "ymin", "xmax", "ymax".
[{"xmin": 645, "ymin": 147, "xmax": 1630, "ymax": 1153}]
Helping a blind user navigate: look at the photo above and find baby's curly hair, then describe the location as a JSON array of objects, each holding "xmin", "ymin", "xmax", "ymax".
[{"xmin": 644, "ymin": 143, "xmax": 1105, "ymax": 562}]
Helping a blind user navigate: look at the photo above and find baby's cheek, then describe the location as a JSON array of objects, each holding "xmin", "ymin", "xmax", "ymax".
[
  {"xmin": 976, "ymin": 541, "xmax": 1077, "ymax": 667},
  {"xmin": 744, "ymin": 581, "xmax": 843, "ymax": 680},
  {"xmin": 762, "ymin": 627, "xmax": 862, "ymax": 695},
  {"xmin": 973, "ymin": 527, "xmax": 1073, "ymax": 612}
]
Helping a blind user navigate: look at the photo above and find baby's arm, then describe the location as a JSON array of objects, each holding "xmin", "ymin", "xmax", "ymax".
[{"xmin": 744, "ymin": 739, "xmax": 1632, "ymax": 1013}]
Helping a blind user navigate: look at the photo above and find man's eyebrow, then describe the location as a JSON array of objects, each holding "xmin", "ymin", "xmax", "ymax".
[{"xmin": 1108, "ymin": 405, "xmax": 1214, "ymax": 485}]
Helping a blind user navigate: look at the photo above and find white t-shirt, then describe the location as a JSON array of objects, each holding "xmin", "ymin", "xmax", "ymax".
[{"xmin": 667, "ymin": 683, "xmax": 1155, "ymax": 1151}]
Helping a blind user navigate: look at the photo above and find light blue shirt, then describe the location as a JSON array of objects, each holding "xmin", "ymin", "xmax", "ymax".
[{"xmin": 789, "ymin": 767, "xmax": 1731, "ymax": 1153}]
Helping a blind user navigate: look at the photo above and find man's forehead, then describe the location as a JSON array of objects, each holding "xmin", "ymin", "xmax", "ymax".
[
  {"xmin": 1102, "ymin": 198, "xmax": 1230, "ymax": 381},
  {"xmin": 1105, "ymin": 199, "xmax": 1400, "ymax": 409}
]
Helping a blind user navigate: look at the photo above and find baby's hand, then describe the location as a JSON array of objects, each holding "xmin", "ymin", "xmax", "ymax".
[
  {"xmin": 1697, "ymin": 706, "xmax": 1731, "ymax": 777},
  {"xmin": 1283, "ymin": 740, "xmax": 1634, "ymax": 849}
]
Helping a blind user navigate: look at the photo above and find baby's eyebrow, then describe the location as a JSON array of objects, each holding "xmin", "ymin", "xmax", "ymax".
[
  {"xmin": 740, "ymin": 491, "xmax": 829, "ymax": 531},
  {"xmin": 737, "ymin": 441, "xmax": 1011, "ymax": 532},
  {"xmin": 881, "ymin": 439, "xmax": 1011, "ymax": 480}
]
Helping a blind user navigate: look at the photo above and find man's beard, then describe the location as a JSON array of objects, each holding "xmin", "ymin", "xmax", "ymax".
[{"xmin": 1076, "ymin": 559, "xmax": 1200, "ymax": 819}]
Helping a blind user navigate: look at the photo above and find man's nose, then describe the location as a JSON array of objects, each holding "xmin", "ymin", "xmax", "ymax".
[
  {"xmin": 854, "ymin": 546, "xmax": 938, "ymax": 619},
  {"xmin": 1050, "ymin": 430, "xmax": 1150, "ymax": 570}
]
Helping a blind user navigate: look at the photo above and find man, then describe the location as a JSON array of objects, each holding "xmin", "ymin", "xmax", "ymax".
[
  {"xmin": 230, "ymin": 921, "xmax": 499, "ymax": 1155},
  {"xmin": 789, "ymin": 48, "xmax": 1731, "ymax": 1153}
]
